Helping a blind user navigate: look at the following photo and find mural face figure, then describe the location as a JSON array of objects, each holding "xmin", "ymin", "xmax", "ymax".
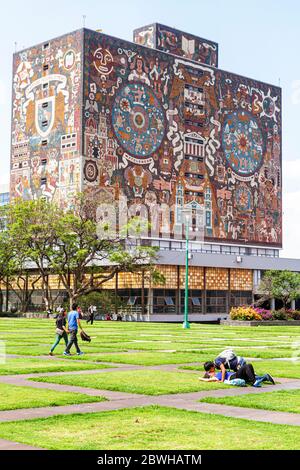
[
  {"xmin": 93, "ymin": 48, "xmax": 113, "ymax": 76},
  {"xmin": 136, "ymin": 58, "xmax": 143, "ymax": 73}
]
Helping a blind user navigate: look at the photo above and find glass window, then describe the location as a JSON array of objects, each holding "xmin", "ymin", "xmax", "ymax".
[
  {"xmin": 165, "ymin": 297, "xmax": 174, "ymax": 306},
  {"xmin": 127, "ymin": 296, "xmax": 137, "ymax": 306}
]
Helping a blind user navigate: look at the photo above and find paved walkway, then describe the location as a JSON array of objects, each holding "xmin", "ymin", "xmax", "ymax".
[
  {"xmin": 0, "ymin": 438, "xmax": 43, "ymax": 450},
  {"xmin": 1, "ymin": 358, "xmax": 300, "ymax": 449}
]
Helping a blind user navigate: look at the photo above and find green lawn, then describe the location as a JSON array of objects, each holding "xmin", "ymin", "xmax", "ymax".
[
  {"xmin": 64, "ymin": 351, "xmax": 207, "ymax": 366},
  {"xmin": 0, "ymin": 357, "xmax": 111, "ymax": 375},
  {"xmin": 200, "ymin": 389, "xmax": 300, "ymax": 414},
  {"xmin": 5, "ymin": 345, "xmax": 130, "ymax": 355},
  {"xmin": 0, "ymin": 405, "xmax": 299, "ymax": 450},
  {"xmin": 0, "ymin": 382, "xmax": 106, "ymax": 411},
  {"xmin": 31, "ymin": 370, "xmax": 228, "ymax": 395},
  {"xmin": 1, "ymin": 318, "xmax": 300, "ymax": 451}
]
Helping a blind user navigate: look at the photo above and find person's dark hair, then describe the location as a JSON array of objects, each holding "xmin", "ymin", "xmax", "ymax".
[
  {"xmin": 72, "ymin": 303, "xmax": 78, "ymax": 311},
  {"xmin": 204, "ymin": 361, "xmax": 215, "ymax": 371},
  {"xmin": 203, "ymin": 372, "xmax": 211, "ymax": 379}
]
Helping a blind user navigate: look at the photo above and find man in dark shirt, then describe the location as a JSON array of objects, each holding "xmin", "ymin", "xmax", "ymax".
[{"xmin": 205, "ymin": 351, "xmax": 246, "ymax": 382}]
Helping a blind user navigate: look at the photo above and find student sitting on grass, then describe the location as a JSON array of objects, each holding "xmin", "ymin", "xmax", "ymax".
[{"xmin": 201, "ymin": 361, "xmax": 275, "ymax": 387}]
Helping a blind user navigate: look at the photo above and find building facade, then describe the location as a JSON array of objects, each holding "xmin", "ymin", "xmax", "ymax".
[
  {"xmin": 0, "ymin": 184, "xmax": 9, "ymax": 232},
  {"xmin": 8, "ymin": 24, "xmax": 290, "ymax": 320},
  {"xmin": 0, "ymin": 186, "xmax": 9, "ymax": 207}
]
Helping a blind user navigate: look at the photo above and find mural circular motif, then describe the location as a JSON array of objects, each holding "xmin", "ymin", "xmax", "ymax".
[
  {"xmin": 222, "ymin": 111, "xmax": 263, "ymax": 177},
  {"xmin": 84, "ymin": 160, "xmax": 98, "ymax": 183},
  {"xmin": 112, "ymin": 83, "xmax": 165, "ymax": 157}
]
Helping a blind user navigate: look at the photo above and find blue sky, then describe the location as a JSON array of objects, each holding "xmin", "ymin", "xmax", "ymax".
[{"xmin": 0, "ymin": 0, "xmax": 299, "ymax": 257}]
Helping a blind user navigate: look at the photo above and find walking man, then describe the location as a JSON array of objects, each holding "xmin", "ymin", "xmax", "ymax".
[
  {"xmin": 87, "ymin": 304, "xmax": 96, "ymax": 325},
  {"xmin": 64, "ymin": 304, "xmax": 84, "ymax": 356}
]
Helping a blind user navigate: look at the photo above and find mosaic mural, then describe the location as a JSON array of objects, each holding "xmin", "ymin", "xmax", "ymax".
[
  {"xmin": 83, "ymin": 28, "xmax": 282, "ymax": 247},
  {"xmin": 10, "ymin": 26, "xmax": 282, "ymax": 247},
  {"xmin": 133, "ymin": 23, "xmax": 218, "ymax": 68},
  {"xmin": 11, "ymin": 30, "xmax": 83, "ymax": 208}
]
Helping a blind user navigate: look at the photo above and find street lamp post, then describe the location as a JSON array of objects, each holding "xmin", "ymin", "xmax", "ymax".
[{"xmin": 183, "ymin": 216, "xmax": 190, "ymax": 329}]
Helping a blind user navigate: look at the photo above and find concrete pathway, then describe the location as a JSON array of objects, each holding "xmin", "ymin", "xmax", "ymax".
[{"xmin": 0, "ymin": 438, "xmax": 43, "ymax": 450}]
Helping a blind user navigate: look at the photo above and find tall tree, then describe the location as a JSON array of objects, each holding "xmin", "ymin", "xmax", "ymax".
[
  {"xmin": 258, "ymin": 270, "xmax": 300, "ymax": 310},
  {"xmin": 52, "ymin": 196, "xmax": 163, "ymax": 307},
  {"xmin": 0, "ymin": 231, "xmax": 13, "ymax": 313},
  {"xmin": 4, "ymin": 196, "xmax": 164, "ymax": 310},
  {"xmin": 5, "ymin": 199, "xmax": 61, "ymax": 310}
]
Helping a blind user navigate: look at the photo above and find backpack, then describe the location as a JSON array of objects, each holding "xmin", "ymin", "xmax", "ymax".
[
  {"xmin": 218, "ymin": 349, "xmax": 236, "ymax": 365},
  {"xmin": 217, "ymin": 349, "xmax": 246, "ymax": 370}
]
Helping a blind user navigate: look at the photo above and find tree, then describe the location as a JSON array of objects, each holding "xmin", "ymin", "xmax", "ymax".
[
  {"xmin": 258, "ymin": 270, "xmax": 300, "ymax": 310},
  {"xmin": 78, "ymin": 291, "xmax": 126, "ymax": 316},
  {"xmin": 4, "ymin": 195, "xmax": 165, "ymax": 310},
  {"xmin": 5, "ymin": 199, "xmax": 62, "ymax": 310},
  {"xmin": 0, "ymin": 225, "xmax": 41, "ymax": 313},
  {"xmin": 51, "ymin": 195, "xmax": 164, "ymax": 308},
  {"xmin": 0, "ymin": 231, "xmax": 13, "ymax": 313}
]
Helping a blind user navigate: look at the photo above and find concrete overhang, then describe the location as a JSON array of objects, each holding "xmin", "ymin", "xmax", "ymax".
[{"xmin": 156, "ymin": 250, "xmax": 300, "ymax": 272}]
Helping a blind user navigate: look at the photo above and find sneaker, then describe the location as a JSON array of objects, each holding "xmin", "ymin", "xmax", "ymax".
[
  {"xmin": 63, "ymin": 351, "xmax": 71, "ymax": 356},
  {"xmin": 77, "ymin": 351, "xmax": 84, "ymax": 356},
  {"xmin": 49, "ymin": 352, "xmax": 54, "ymax": 356},
  {"xmin": 265, "ymin": 373, "xmax": 275, "ymax": 385}
]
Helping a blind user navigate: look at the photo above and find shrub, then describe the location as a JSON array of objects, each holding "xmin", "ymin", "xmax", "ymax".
[
  {"xmin": 272, "ymin": 308, "xmax": 288, "ymax": 320},
  {"xmin": 254, "ymin": 308, "xmax": 273, "ymax": 321},
  {"xmin": 230, "ymin": 306, "xmax": 300, "ymax": 322},
  {"xmin": 230, "ymin": 306, "xmax": 262, "ymax": 321},
  {"xmin": 286, "ymin": 309, "xmax": 300, "ymax": 320}
]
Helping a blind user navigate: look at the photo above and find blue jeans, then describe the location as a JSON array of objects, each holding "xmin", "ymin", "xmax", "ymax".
[
  {"xmin": 50, "ymin": 331, "xmax": 68, "ymax": 352},
  {"xmin": 253, "ymin": 374, "xmax": 269, "ymax": 386}
]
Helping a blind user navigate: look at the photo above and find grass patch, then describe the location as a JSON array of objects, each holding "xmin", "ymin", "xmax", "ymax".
[
  {"xmin": 0, "ymin": 383, "xmax": 106, "ymax": 411},
  {"xmin": 62, "ymin": 351, "xmax": 207, "ymax": 366},
  {"xmin": 200, "ymin": 389, "xmax": 300, "ymax": 414},
  {"xmin": 0, "ymin": 406, "xmax": 299, "ymax": 449},
  {"xmin": 31, "ymin": 370, "xmax": 228, "ymax": 395},
  {"xmin": 0, "ymin": 358, "xmax": 111, "ymax": 375}
]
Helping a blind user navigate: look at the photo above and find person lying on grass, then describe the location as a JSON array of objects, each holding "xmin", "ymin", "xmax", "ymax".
[{"xmin": 200, "ymin": 361, "xmax": 275, "ymax": 387}]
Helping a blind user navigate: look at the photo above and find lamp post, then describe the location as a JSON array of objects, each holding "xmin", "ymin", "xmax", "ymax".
[{"xmin": 183, "ymin": 214, "xmax": 190, "ymax": 329}]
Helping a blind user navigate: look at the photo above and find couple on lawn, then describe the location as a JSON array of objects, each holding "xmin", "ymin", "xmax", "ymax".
[
  {"xmin": 201, "ymin": 350, "xmax": 275, "ymax": 387},
  {"xmin": 49, "ymin": 303, "xmax": 84, "ymax": 356}
]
